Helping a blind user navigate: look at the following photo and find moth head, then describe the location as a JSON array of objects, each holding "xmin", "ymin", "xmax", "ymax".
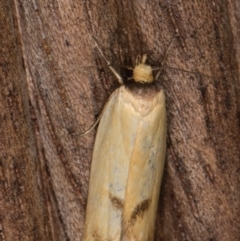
[{"xmin": 132, "ymin": 54, "xmax": 154, "ymax": 83}]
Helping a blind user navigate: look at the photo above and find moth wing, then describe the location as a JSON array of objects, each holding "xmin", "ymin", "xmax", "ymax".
[
  {"xmin": 120, "ymin": 88, "xmax": 166, "ymax": 241},
  {"xmin": 83, "ymin": 88, "xmax": 127, "ymax": 241},
  {"xmin": 83, "ymin": 86, "xmax": 166, "ymax": 241}
]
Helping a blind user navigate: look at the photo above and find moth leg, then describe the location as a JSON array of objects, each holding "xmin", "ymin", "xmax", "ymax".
[
  {"xmin": 93, "ymin": 38, "xmax": 124, "ymax": 85},
  {"xmin": 155, "ymin": 36, "xmax": 175, "ymax": 80},
  {"xmin": 76, "ymin": 89, "xmax": 119, "ymax": 136},
  {"xmin": 76, "ymin": 114, "xmax": 102, "ymax": 136}
]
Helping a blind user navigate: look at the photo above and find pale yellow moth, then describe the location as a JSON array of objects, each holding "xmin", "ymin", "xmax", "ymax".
[{"xmin": 82, "ymin": 42, "xmax": 169, "ymax": 241}]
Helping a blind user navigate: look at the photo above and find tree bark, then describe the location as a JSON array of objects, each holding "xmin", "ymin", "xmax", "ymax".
[
  {"xmin": 1, "ymin": 0, "xmax": 239, "ymax": 240},
  {"xmin": 0, "ymin": 0, "xmax": 47, "ymax": 240}
]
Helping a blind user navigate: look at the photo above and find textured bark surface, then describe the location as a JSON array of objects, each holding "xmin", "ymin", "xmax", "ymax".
[
  {"xmin": 1, "ymin": 0, "xmax": 240, "ymax": 240},
  {"xmin": 0, "ymin": 0, "xmax": 46, "ymax": 240}
]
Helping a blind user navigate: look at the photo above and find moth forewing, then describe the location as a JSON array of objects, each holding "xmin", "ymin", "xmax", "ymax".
[
  {"xmin": 83, "ymin": 50, "xmax": 167, "ymax": 241},
  {"xmin": 120, "ymin": 88, "xmax": 166, "ymax": 241}
]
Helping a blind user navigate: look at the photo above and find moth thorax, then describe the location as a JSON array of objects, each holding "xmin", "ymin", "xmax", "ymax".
[{"xmin": 133, "ymin": 64, "xmax": 154, "ymax": 83}]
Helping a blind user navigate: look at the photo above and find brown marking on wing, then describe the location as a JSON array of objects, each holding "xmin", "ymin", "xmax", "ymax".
[
  {"xmin": 92, "ymin": 228, "xmax": 119, "ymax": 241},
  {"xmin": 130, "ymin": 198, "xmax": 151, "ymax": 224},
  {"xmin": 92, "ymin": 229, "xmax": 102, "ymax": 241},
  {"xmin": 109, "ymin": 193, "xmax": 124, "ymax": 210}
]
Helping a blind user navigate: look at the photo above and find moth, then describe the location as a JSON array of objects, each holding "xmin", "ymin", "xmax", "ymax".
[{"xmin": 82, "ymin": 41, "xmax": 169, "ymax": 241}]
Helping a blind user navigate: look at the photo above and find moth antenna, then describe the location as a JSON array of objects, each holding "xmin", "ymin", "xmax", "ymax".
[
  {"xmin": 32, "ymin": 65, "xmax": 98, "ymax": 83},
  {"xmin": 155, "ymin": 36, "xmax": 175, "ymax": 80},
  {"xmin": 125, "ymin": 66, "xmax": 134, "ymax": 70},
  {"xmin": 164, "ymin": 66, "xmax": 240, "ymax": 89},
  {"xmin": 92, "ymin": 37, "xmax": 124, "ymax": 85}
]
